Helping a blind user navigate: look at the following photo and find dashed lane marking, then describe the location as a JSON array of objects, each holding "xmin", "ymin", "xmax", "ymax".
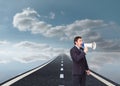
[
  {"xmin": 60, "ymin": 74, "xmax": 64, "ymax": 79},
  {"xmin": 58, "ymin": 85, "xmax": 64, "ymax": 86},
  {"xmin": 60, "ymin": 68, "xmax": 64, "ymax": 71},
  {"xmin": 61, "ymin": 64, "xmax": 63, "ymax": 66}
]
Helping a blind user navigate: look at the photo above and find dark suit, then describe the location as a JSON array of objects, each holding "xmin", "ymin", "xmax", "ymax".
[{"xmin": 70, "ymin": 46, "xmax": 89, "ymax": 86}]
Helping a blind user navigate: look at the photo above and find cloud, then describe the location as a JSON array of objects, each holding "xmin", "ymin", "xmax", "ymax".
[
  {"xmin": 14, "ymin": 54, "xmax": 50, "ymax": 63},
  {"xmin": 14, "ymin": 41, "xmax": 50, "ymax": 50},
  {"xmin": 14, "ymin": 41, "xmax": 69, "ymax": 63},
  {"xmin": 49, "ymin": 12, "xmax": 55, "ymax": 19},
  {"xmin": 13, "ymin": 8, "xmax": 120, "ymax": 52},
  {"xmin": 13, "ymin": 8, "xmax": 40, "ymax": 31},
  {"xmin": 13, "ymin": 8, "xmax": 105, "ymax": 39},
  {"xmin": 0, "ymin": 59, "xmax": 10, "ymax": 64},
  {"xmin": 40, "ymin": 12, "xmax": 55, "ymax": 20},
  {"xmin": 0, "ymin": 40, "xmax": 69, "ymax": 64},
  {"xmin": 0, "ymin": 40, "xmax": 10, "ymax": 45},
  {"xmin": 88, "ymin": 52, "xmax": 120, "ymax": 71}
]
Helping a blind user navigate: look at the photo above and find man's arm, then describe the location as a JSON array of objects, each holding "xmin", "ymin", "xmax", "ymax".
[
  {"xmin": 84, "ymin": 47, "xmax": 91, "ymax": 75},
  {"xmin": 70, "ymin": 48, "xmax": 86, "ymax": 62}
]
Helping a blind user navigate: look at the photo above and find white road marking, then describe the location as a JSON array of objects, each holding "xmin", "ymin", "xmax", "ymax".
[
  {"xmin": 60, "ymin": 68, "xmax": 64, "ymax": 71},
  {"xmin": 58, "ymin": 85, "xmax": 64, "ymax": 86},
  {"xmin": 59, "ymin": 58, "xmax": 64, "ymax": 86},
  {"xmin": 1, "ymin": 57, "xmax": 56, "ymax": 86},
  {"xmin": 59, "ymin": 56, "xmax": 116, "ymax": 86},
  {"xmin": 61, "ymin": 64, "xmax": 63, "ymax": 66},
  {"xmin": 90, "ymin": 72, "xmax": 116, "ymax": 86},
  {"xmin": 60, "ymin": 74, "xmax": 64, "ymax": 78}
]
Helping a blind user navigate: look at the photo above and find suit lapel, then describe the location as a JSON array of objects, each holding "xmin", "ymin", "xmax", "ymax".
[{"xmin": 74, "ymin": 46, "xmax": 81, "ymax": 52}]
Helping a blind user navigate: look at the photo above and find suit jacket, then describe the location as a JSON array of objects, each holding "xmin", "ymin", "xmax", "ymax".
[{"xmin": 70, "ymin": 46, "xmax": 89, "ymax": 75}]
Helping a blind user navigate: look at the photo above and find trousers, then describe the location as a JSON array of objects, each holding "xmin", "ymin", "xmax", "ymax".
[{"xmin": 72, "ymin": 72, "xmax": 86, "ymax": 86}]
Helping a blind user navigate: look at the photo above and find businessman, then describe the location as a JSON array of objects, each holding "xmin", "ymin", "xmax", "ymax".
[{"xmin": 70, "ymin": 36, "xmax": 90, "ymax": 86}]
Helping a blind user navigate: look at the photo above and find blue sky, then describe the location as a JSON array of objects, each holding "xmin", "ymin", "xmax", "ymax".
[
  {"xmin": 0, "ymin": 0, "xmax": 120, "ymax": 84},
  {"xmin": 1, "ymin": 0, "xmax": 120, "ymax": 43}
]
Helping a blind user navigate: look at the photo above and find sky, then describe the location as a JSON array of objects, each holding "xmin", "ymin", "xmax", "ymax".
[{"xmin": 0, "ymin": 0, "xmax": 120, "ymax": 84}]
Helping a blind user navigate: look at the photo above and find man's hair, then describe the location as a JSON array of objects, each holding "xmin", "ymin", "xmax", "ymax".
[{"xmin": 74, "ymin": 36, "xmax": 82, "ymax": 44}]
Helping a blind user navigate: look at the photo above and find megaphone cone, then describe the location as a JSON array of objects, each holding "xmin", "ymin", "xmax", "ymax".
[{"xmin": 82, "ymin": 42, "xmax": 96, "ymax": 50}]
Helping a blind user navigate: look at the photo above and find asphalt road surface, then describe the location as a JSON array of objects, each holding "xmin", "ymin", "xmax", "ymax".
[{"xmin": 1, "ymin": 54, "xmax": 119, "ymax": 86}]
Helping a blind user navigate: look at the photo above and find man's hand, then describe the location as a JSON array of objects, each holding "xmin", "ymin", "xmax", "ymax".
[
  {"xmin": 84, "ymin": 47, "xmax": 88, "ymax": 53},
  {"xmin": 86, "ymin": 70, "xmax": 91, "ymax": 75}
]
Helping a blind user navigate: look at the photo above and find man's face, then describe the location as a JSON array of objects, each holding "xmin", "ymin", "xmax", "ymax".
[{"xmin": 75, "ymin": 38, "xmax": 83, "ymax": 47}]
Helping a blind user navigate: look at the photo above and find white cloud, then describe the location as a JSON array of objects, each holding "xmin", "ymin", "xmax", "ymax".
[
  {"xmin": 13, "ymin": 8, "xmax": 107, "ymax": 39},
  {"xmin": 39, "ymin": 12, "xmax": 55, "ymax": 20},
  {"xmin": 88, "ymin": 52, "xmax": 120, "ymax": 71},
  {"xmin": 13, "ymin": 8, "xmax": 120, "ymax": 51},
  {"xmin": 14, "ymin": 41, "xmax": 49, "ymax": 50},
  {"xmin": 14, "ymin": 54, "xmax": 50, "ymax": 63},
  {"xmin": 0, "ymin": 40, "xmax": 69, "ymax": 64},
  {"xmin": 49, "ymin": 12, "xmax": 55, "ymax": 19},
  {"xmin": 13, "ymin": 8, "xmax": 40, "ymax": 31},
  {"xmin": 0, "ymin": 59, "xmax": 10, "ymax": 64},
  {"xmin": 14, "ymin": 41, "xmax": 69, "ymax": 63},
  {"xmin": 0, "ymin": 40, "xmax": 10, "ymax": 45}
]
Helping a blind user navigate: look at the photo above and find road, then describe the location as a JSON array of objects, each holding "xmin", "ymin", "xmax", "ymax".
[{"xmin": 1, "ymin": 54, "xmax": 119, "ymax": 86}]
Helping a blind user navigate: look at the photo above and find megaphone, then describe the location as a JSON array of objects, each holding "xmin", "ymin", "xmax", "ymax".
[{"xmin": 82, "ymin": 42, "xmax": 96, "ymax": 50}]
